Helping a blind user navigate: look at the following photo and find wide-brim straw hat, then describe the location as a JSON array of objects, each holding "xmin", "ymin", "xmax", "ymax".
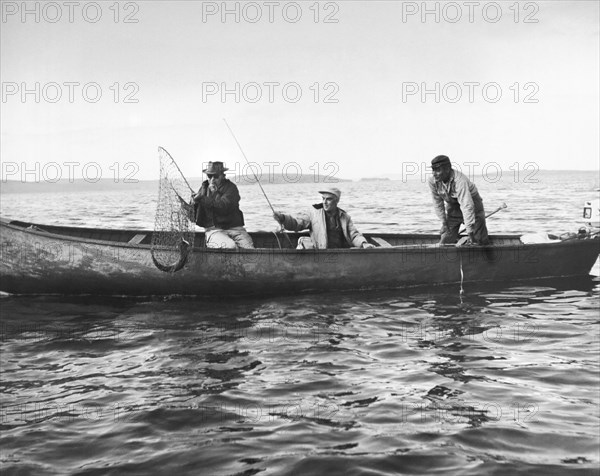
[{"xmin": 203, "ymin": 161, "xmax": 228, "ymax": 174}]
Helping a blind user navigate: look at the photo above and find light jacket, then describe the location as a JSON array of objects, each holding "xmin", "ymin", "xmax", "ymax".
[
  {"xmin": 280, "ymin": 204, "xmax": 368, "ymax": 249},
  {"xmin": 428, "ymin": 169, "xmax": 484, "ymax": 233}
]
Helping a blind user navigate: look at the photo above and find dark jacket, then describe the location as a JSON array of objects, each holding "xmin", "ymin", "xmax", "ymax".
[{"xmin": 193, "ymin": 178, "xmax": 245, "ymax": 229}]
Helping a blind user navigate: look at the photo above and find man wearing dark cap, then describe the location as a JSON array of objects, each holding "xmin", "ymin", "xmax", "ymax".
[
  {"xmin": 192, "ymin": 161, "xmax": 254, "ymax": 249},
  {"xmin": 273, "ymin": 187, "xmax": 375, "ymax": 249},
  {"xmin": 428, "ymin": 155, "xmax": 489, "ymax": 245}
]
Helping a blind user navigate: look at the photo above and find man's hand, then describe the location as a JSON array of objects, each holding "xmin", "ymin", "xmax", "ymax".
[
  {"xmin": 273, "ymin": 212, "xmax": 285, "ymax": 224},
  {"xmin": 208, "ymin": 183, "xmax": 218, "ymax": 193},
  {"xmin": 457, "ymin": 233, "xmax": 477, "ymax": 247},
  {"xmin": 362, "ymin": 242, "xmax": 375, "ymax": 249}
]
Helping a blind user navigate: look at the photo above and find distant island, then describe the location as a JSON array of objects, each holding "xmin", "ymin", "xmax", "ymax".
[
  {"xmin": 0, "ymin": 179, "xmax": 155, "ymax": 194},
  {"xmin": 227, "ymin": 174, "xmax": 351, "ymax": 186},
  {"xmin": 0, "ymin": 174, "xmax": 351, "ymax": 194},
  {"xmin": 360, "ymin": 177, "xmax": 391, "ymax": 181}
]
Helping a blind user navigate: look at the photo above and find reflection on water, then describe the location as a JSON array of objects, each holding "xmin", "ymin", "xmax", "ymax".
[{"xmin": 1, "ymin": 277, "xmax": 598, "ymax": 474}]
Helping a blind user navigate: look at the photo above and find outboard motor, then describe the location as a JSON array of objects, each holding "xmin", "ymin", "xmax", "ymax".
[
  {"xmin": 578, "ymin": 198, "xmax": 600, "ymax": 239},
  {"xmin": 520, "ymin": 199, "xmax": 599, "ymax": 244},
  {"xmin": 583, "ymin": 199, "xmax": 600, "ymax": 230}
]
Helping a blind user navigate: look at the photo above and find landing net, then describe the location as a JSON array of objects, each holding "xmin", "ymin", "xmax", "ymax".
[{"xmin": 150, "ymin": 147, "xmax": 196, "ymax": 273}]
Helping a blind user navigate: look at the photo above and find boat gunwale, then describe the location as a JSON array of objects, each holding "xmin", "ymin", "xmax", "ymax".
[{"xmin": 1, "ymin": 217, "xmax": 598, "ymax": 255}]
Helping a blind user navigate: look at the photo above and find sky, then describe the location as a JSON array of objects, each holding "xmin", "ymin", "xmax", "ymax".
[{"xmin": 1, "ymin": 0, "xmax": 599, "ymax": 183}]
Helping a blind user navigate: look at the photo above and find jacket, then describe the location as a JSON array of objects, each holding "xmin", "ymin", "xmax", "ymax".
[
  {"xmin": 193, "ymin": 178, "xmax": 245, "ymax": 229},
  {"xmin": 428, "ymin": 169, "xmax": 484, "ymax": 233},
  {"xmin": 280, "ymin": 203, "xmax": 368, "ymax": 249}
]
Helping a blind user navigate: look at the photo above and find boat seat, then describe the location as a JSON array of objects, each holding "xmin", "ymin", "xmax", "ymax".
[
  {"xmin": 128, "ymin": 234, "xmax": 147, "ymax": 245},
  {"xmin": 372, "ymin": 237, "xmax": 393, "ymax": 248}
]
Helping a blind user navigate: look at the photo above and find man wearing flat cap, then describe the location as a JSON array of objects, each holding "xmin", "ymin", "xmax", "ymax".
[
  {"xmin": 428, "ymin": 155, "xmax": 489, "ymax": 245},
  {"xmin": 273, "ymin": 187, "xmax": 375, "ymax": 249},
  {"xmin": 192, "ymin": 161, "xmax": 254, "ymax": 249}
]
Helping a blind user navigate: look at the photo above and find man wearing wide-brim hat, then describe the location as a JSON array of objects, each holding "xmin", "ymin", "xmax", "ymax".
[
  {"xmin": 428, "ymin": 155, "xmax": 489, "ymax": 245},
  {"xmin": 192, "ymin": 161, "xmax": 254, "ymax": 249},
  {"xmin": 273, "ymin": 187, "xmax": 375, "ymax": 249}
]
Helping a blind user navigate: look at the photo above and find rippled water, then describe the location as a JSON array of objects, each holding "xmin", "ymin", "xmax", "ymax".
[
  {"xmin": 1, "ymin": 170, "xmax": 599, "ymax": 236},
  {"xmin": 1, "ymin": 171, "xmax": 599, "ymax": 475}
]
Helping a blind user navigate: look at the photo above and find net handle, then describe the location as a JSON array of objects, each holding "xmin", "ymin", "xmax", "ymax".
[{"xmin": 158, "ymin": 146, "xmax": 194, "ymax": 194}]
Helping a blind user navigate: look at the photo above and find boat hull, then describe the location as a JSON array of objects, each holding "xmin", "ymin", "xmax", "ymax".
[{"xmin": 1, "ymin": 219, "xmax": 598, "ymax": 296}]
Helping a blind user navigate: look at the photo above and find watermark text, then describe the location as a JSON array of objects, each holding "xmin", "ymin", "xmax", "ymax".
[
  {"xmin": 402, "ymin": 82, "xmax": 539, "ymax": 104},
  {"xmin": 201, "ymin": 1, "xmax": 340, "ymax": 23},
  {"xmin": 2, "ymin": 82, "xmax": 140, "ymax": 104},
  {"xmin": 1, "ymin": 1, "xmax": 140, "ymax": 23},
  {"xmin": 1, "ymin": 161, "xmax": 140, "ymax": 183},
  {"xmin": 401, "ymin": 1, "xmax": 539, "ymax": 24},
  {"xmin": 202, "ymin": 81, "xmax": 339, "ymax": 104}
]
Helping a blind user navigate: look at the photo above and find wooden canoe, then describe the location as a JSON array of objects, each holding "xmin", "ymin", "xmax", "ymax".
[{"xmin": 0, "ymin": 217, "xmax": 598, "ymax": 296}]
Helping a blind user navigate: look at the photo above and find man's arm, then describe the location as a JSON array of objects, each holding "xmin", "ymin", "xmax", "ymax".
[
  {"xmin": 428, "ymin": 179, "xmax": 447, "ymax": 222},
  {"xmin": 454, "ymin": 175, "xmax": 477, "ymax": 233},
  {"xmin": 274, "ymin": 211, "xmax": 312, "ymax": 232},
  {"xmin": 345, "ymin": 216, "xmax": 370, "ymax": 248},
  {"xmin": 201, "ymin": 182, "xmax": 240, "ymax": 214}
]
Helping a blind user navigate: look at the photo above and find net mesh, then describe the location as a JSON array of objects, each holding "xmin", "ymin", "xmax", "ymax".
[{"xmin": 150, "ymin": 147, "xmax": 196, "ymax": 273}]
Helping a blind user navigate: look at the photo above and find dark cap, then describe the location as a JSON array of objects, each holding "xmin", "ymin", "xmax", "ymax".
[{"xmin": 431, "ymin": 155, "xmax": 451, "ymax": 169}]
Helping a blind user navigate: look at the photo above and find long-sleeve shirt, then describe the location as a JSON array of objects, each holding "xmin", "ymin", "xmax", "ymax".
[
  {"xmin": 280, "ymin": 204, "xmax": 367, "ymax": 249},
  {"xmin": 428, "ymin": 169, "xmax": 484, "ymax": 233}
]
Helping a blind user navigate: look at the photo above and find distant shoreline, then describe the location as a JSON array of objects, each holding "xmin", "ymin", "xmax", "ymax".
[
  {"xmin": 0, "ymin": 169, "xmax": 597, "ymax": 194},
  {"xmin": 0, "ymin": 175, "xmax": 352, "ymax": 194}
]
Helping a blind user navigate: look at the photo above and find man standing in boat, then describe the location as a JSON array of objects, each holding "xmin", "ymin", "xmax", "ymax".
[
  {"xmin": 428, "ymin": 155, "xmax": 490, "ymax": 245},
  {"xmin": 273, "ymin": 187, "xmax": 375, "ymax": 249},
  {"xmin": 192, "ymin": 161, "xmax": 254, "ymax": 249}
]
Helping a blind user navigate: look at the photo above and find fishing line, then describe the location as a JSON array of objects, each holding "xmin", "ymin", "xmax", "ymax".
[
  {"xmin": 459, "ymin": 252, "xmax": 465, "ymax": 299},
  {"xmin": 223, "ymin": 119, "xmax": 293, "ymax": 248}
]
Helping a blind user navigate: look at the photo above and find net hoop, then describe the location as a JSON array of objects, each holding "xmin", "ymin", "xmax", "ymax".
[{"xmin": 150, "ymin": 147, "xmax": 195, "ymax": 273}]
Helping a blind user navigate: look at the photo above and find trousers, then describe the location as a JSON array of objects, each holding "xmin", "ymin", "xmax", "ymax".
[
  {"xmin": 441, "ymin": 206, "xmax": 489, "ymax": 245},
  {"xmin": 205, "ymin": 227, "xmax": 255, "ymax": 249}
]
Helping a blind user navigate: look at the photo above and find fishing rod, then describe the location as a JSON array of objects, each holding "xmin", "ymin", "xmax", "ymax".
[
  {"xmin": 222, "ymin": 119, "xmax": 277, "ymax": 214},
  {"xmin": 222, "ymin": 119, "xmax": 293, "ymax": 247},
  {"xmin": 459, "ymin": 202, "xmax": 507, "ymax": 235}
]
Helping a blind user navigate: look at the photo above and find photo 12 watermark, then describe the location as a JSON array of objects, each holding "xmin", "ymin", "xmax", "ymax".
[
  {"xmin": 1, "ymin": 82, "xmax": 140, "ymax": 104},
  {"xmin": 201, "ymin": 1, "xmax": 340, "ymax": 24},
  {"xmin": 0, "ymin": 237, "xmax": 349, "ymax": 273},
  {"xmin": 1, "ymin": 161, "xmax": 140, "ymax": 183},
  {"xmin": 399, "ymin": 399, "xmax": 539, "ymax": 425},
  {"xmin": 401, "ymin": 82, "xmax": 540, "ymax": 104},
  {"xmin": 399, "ymin": 161, "xmax": 540, "ymax": 184},
  {"xmin": 0, "ymin": 397, "xmax": 340, "ymax": 425},
  {"xmin": 1, "ymin": 1, "xmax": 140, "ymax": 24},
  {"xmin": 200, "ymin": 320, "xmax": 340, "ymax": 345},
  {"xmin": 201, "ymin": 81, "xmax": 339, "ymax": 104},
  {"xmin": 0, "ymin": 321, "xmax": 124, "ymax": 343},
  {"xmin": 210, "ymin": 160, "xmax": 340, "ymax": 184},
  {"xmin": 400, "ymin": 1, "xmax": 539, "ymax": 24},
  {"xmin": 397, "ymin": 321, "xmax": 538, "ymax": 344}
]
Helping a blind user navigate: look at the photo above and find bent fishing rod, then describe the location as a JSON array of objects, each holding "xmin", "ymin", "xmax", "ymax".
[{"xmin": 222, "ymin": 119, "xmax": 293, "ymax": 247}]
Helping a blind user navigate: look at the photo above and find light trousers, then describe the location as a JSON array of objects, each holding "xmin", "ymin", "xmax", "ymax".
[{"xmin": 206, "ymin": 227, "xmax": 255, "ymax": 249}]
